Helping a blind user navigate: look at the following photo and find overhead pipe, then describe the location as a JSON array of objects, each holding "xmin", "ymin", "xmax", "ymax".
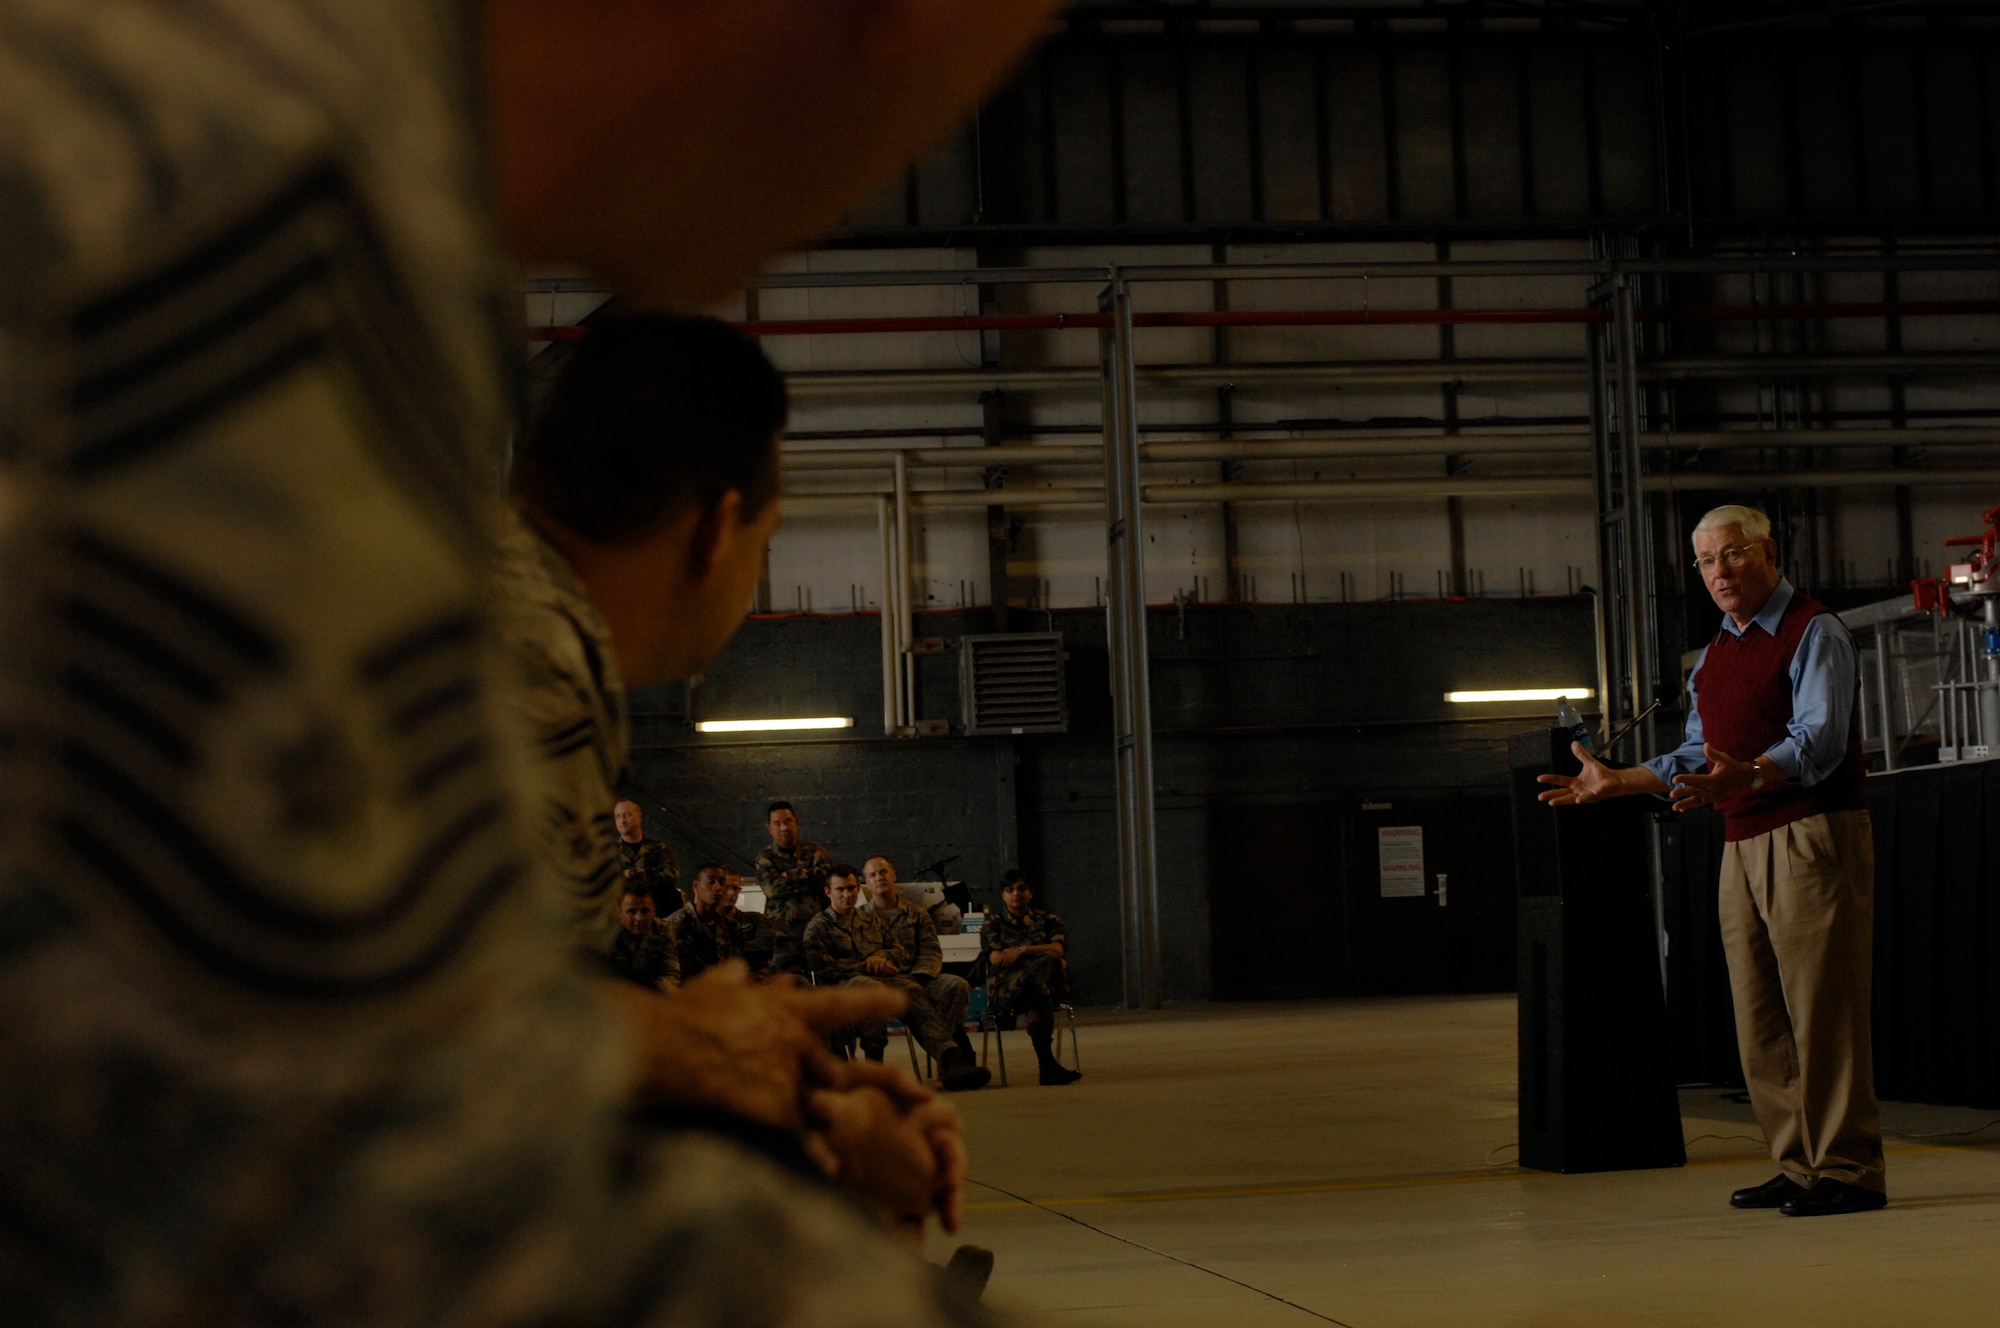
[
  {"xmin": 778, "ymin": 361, "xmax": 1581, "ymax": 398},
  {"xmin": 787, "ymin": 443, "xmax": 1105, "ymax": 470},
  {"xmin": 782, "ymin": 425, "xmax": 2000, "ymax": 473},
  {"xmin": 1150, "ymin": 476, "xmax": 1593, "ymax": 503},
  {"xmin": 1646, "ymin": 427, "xmax": 2000, "ymax": 450},
  {"xmin": 527, "ymin": 254, "xmax": 2000, "ymax": 300},
  {"xmin": 785, "ymin": 465, "xmax": 2000, "ymax": 515},
  {"xmin": 529, "ymin": 297, "xmax": 2000, "ymax": 343},
  {"xmin": 784, "ymin": 436, "xmax": 1584, "ymax": 470},
  {"xmin": 1642, "ymin": 467, "xmax": 2000, "ymax": 491},
  {"xmin": 764, "ymin": 352, "xmax": 1995, "ymax": 399}
]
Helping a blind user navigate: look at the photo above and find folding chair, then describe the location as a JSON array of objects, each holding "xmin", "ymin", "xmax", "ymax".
[
  {"xmin": 976, "ymin": 957, "xmax": 1080, "ymax": 1087},
  {"xmin": 892, "ymin": 1018, "xmax": 927, "ymax": 1080},
  {"xmin": 809, "ymin": 966, "xmax": 924, "ymax": 1075}
]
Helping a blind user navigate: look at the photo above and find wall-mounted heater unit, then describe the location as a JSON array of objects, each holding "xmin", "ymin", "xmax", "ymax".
[{"xmin": 960, "ymin": 633, "xmax": 1068, "ymax": 736}]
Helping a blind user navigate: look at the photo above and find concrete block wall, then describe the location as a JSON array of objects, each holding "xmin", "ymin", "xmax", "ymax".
[{"xmin": 628, "ymin": 596, "xmax": 1597, "ymax": 1005}]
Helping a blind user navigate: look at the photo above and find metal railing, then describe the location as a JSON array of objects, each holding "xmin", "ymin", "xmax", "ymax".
[{"xmin": 1838, "ymin": 595, "xmax": 2000, "ymax": 771}]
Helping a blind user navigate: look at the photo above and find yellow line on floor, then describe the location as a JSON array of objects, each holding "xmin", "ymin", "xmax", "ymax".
[
  {"xmin": 964, "ymin": 1169, "xmax": 1529, "ymax": 1210},
  {"xmin": 963, "ymin": 1137, "xmax": 1999, "ymax": 1211}
]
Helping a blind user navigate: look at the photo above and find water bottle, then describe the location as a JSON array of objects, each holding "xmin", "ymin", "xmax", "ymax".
[{"xmin": 1556, "ymin": 696, "xmax": 1594, "ymax": 755}]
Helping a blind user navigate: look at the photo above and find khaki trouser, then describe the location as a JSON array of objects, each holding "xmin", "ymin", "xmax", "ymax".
[{"xmin": 1718, "ymin": 809, "xmax": 1885, "ymax": 1192}]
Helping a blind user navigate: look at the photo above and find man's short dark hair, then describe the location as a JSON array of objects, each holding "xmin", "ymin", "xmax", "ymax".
[
  {"xmin": 826, "ymin": 864, "xmax": 860, "ymax": 885},
  {"xmin": 766, "ymin": 801, "xmax": 794, "ymax": 819},
  {"xmin": 1000, "ymin": 868, "xmax": 1031, "ymax": 892},
  {"xmin": 694, "ymin": 863, "xmax": 725, "ymax": 880},
  {"xmin": 513, "ymin": 314, "xmax": 787, "ymax": 545}
]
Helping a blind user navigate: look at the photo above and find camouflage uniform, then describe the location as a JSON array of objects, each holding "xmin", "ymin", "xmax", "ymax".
[
  {"xmin": 756, "ymin": 840, "xmax": 832, "ymax": 974},
  {"xmin": 659, "ymin": 904, "xmax": 742, "ymax": 986},
  {"xmin": 0, "ymin": 10, "xmax": 987, "ymax": 1326},
  {"xmin": 619, "ymin": 836, "xmax": 683, "ymax": 908},
  {"xmin": 730, "ymin": 907, "xmax": 779, "ymax": 978},
  {"xmin": 983, "ymin": 909, "xmax": 1071, "ymax": 1029},
  {"xmin": 865, "ymin": 896, "xmax": 972, "ymax": 1059},
  {"xmin": 609, "ymin": 920, "xmax": 680, "ymax": 989},
  {"xmin": 803, "ymin": 908, "xmax": 892, "ymax": 1054},
  {"xmin": 494, "ymin": 509, "xmax": 629, "ymax": 956}
]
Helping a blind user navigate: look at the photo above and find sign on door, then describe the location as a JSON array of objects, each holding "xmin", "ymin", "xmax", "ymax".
[{"xmin": 1378, "ymin": 825, "xmax": 1426, "ymax": 898}]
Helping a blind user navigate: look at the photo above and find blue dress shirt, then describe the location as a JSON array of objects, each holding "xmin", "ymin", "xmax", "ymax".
[{"xmin": 1643, "ymin": 578, "xmax": 1860, "ymax": 790}]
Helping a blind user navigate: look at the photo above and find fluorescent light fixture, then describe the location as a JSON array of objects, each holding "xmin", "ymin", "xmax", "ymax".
[
  {"xmin": 1445, "ymin": 688, "xmax": 1596, "ymax": 704},
  {"xmin": 695, "ymin": 716, "xmax": 855, "ymax": 733}
]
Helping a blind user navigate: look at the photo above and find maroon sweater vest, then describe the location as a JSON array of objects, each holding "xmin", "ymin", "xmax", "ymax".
[{"xmin": 1693, "ymin": 587, "xmax": 1868, "ymax": 842}]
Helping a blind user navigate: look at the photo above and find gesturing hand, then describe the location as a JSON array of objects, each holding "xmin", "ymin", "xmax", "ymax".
[
  {"xmin": 1535, "ymin": 742, "xmax": 1624, "ymax": 806},
  {"xmin": 610, "ymin": 960, "xmax": 906, "ymax": 1130},
  {"xmin": 1669, "ymin": 743, "xmax": 1757, "ymax": 812}
]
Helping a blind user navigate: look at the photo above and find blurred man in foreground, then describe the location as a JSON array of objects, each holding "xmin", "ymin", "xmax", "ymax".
[{"xmin": 0, "ymin": 2, "xmax": 1059, "ymax": 1323}]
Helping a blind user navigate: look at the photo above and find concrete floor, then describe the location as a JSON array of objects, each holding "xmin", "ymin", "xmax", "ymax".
[{"xmin": 925, "ymin": 997, "xmax": 2000, "ymax": 1328}]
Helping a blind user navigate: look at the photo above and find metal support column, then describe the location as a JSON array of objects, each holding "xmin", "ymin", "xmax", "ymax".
[
  {"xmin": 877, "ymin": 495, "xmax": 899, "ymax": 735},
  {"xmin": 1874, "ymin": 628, "xmax": 1897, "ymax": 773},
  {"xmin": 1587, "ymin": 266, "xmax": 1660, "ymax": 746},
  {"xmin": 1613, "ymin": 273, "xmax": 1661, "ymax": 756},
  {"xmin": 893, "ymin": 453, "xmax": 915, "ymax": 736},
  {"xmin": 1587, "ymin": 284, "xmax": 1629, "ymax": 736},
  {"xmin": 1099, "ymin": 278, "xmax": 1161, "ymax": 1011},
  {"xmin": 1592, "ymin": 261, "xmax": 1669, "ymax": 988}
]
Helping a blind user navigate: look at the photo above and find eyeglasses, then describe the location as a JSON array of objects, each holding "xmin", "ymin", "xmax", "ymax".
[{"xmin": 1693, "ymin": 545, "xmax": 1758, "ymax": 573}]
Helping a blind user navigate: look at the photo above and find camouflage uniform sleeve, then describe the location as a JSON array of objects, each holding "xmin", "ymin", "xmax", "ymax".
[
  {"xmin": 1040, "ymin": 911, "xmax": 1068, "ymax": 952},
  {"xmin": 980, "ymin": 913, "xmax": 1019, "ymax": 957},
  {"xmin": 909, "ymin": 904, "xmax": 943, "ymax": 979},
  {"xmin": 856, "ymin": 906, "xmax": 895, "ymax": 967},
  {"xmin": 801, "ymin": 912, "xmax": 837, "ymax": 981},
  {"xmin": 714, "ymin": 912, "xmax": 744, "ymax": 966},
  {"xmin": 733, "ymin": 912, "xmax": 774, "ymax": 978},
  {"xmin": 755, "ymin": 846, "xmax": 785, "ymax": 891},
  {"xmin": 606, "ymin": 928, "xmax": 636, "ymax": 979},
  {"xmin": 656, "ymin": 913, "xmax": 686, "ymax": 990},
  {"xmin": 802, "ymin": 843, "xmax": 833, "ymax": 894}
]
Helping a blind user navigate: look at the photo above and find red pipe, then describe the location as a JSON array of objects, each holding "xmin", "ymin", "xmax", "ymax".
[{"xmin": 526, "ymin": 297, "xmax": 2000, "ymax": 340}]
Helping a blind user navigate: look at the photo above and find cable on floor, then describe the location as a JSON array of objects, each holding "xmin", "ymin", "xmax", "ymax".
[
  {"xmin": 1682, "ymin": 1133, "xmax": 1766, "ymax": 1148},
  {"xmin": 1484, "ymin": 1142, "xmax": 1519, "ymax": 1166},
  {"xmin": 970, "ymin": 1177, "xmax": 1361, "ymax": 1328},
  {"xmin": 1894, "ymin": 1116, "xmax": 2000, "ymax": 1140}
]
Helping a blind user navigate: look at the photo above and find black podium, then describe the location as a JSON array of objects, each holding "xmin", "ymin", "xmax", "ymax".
[{"xmin": 1509, "ymin": 728, "xmax": 1685, "ymax": 1173}]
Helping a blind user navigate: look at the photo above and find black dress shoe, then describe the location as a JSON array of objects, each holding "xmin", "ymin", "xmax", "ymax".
[
  {"xmin": 1731, "ymin": 1175, "xmax": 1804, "ymax": 1209},
  {"xmin": 1779, "ymin": 1178, "xmax": 1888, "ymax": 1217}
]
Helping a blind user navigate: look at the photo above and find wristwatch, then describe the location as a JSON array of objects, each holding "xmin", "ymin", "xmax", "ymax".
[{"xmin": 1748, "ymin": 759, "xmax": 1768, "ymax": 792}]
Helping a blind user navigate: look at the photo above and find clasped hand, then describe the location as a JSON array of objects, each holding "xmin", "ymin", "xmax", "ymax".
[
  {"xmin": 805, "ymin": 1060, "xmax": 967, "ymax": 1242},
  {"xmin": 610, "ymin": 961, "xmax": 965, "ymax": 1236}
]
